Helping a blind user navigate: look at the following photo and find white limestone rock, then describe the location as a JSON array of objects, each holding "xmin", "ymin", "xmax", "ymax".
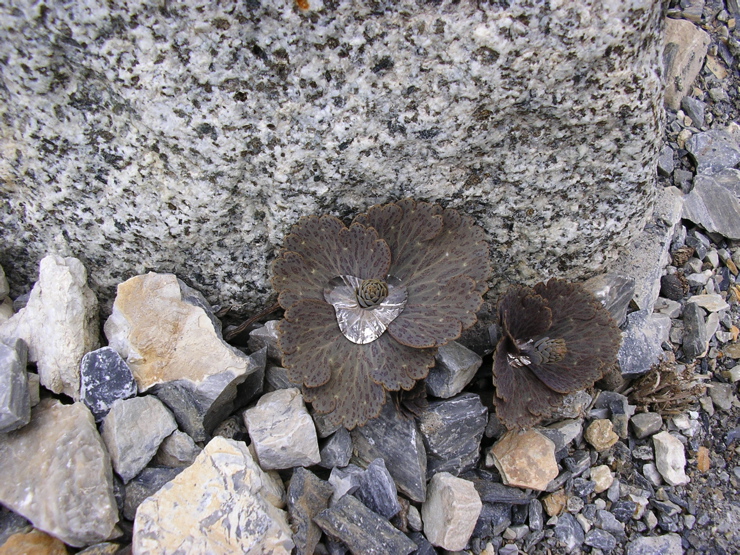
[
  {"xmin": 133, "ymin": 436, "xmax": 292, "ymax": 554},
  {"xmin": 1, "ymin": 1, "xmax": 664, "ymax": 312},
  {"xmin": 243, "ymin": 387, "xmax": 321, "ymax": 470},
  {"xmin": 104, "ymin": 273, "xmax": 265, "ymax": 441},
  {"xmin": 0, "ymin": 400, "xmax": 118, "ymax": 547},
  {"xmin": 0, "ymin": 255, "xmax": 98, "ymax": 399},
  {"xmin": 101, "ymin": 396, "xmax": 178, "ymax": 483},
  {"xmin": 653, "ymin": 431, "xmax": 689, "ymax": 486},
  {"xmin": 422, "ymin": 472, "xmax": 482, "ymax": 551}
]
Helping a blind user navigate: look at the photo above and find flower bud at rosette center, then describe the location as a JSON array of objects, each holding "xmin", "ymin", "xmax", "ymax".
[{"xmin": 356, "ymin": 278, "xmax": 389, "ymax": 308}]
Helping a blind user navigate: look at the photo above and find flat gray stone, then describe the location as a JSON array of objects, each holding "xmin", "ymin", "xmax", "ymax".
[
  {"xmin": 354, "ymin": 458, "xmax": 402, "ymax": 519},
  {"xmin": 682, "ymin": 302, "xmax": 707, "ymax": 360},
  {"xmin": 681, "ymin": 96, "xmax": 706, "ymax": 128},
  {"xmin": 265, "ymin": 365, "xmax": 300, "ymax": 392},
  {"xmin": 426, "ymin": 341, "xmax": 482, "ymax": 399},
  {"xmin": 625, "ymin": 533, "xmax": 683, "ymax": 555},
  {"xmin": 657, "ymin": 146, "xmax": 675, "ymax": 177},
  {"xmin": 287, "ymin": 467, "xmax": 333, "ymax": 555},
  {"xmin": 328, "ymin": 464, "xmax": 364, "ymax": 501},
  {"xmin": 686, "ymin": 129, "xmax": 740, "ymax": 175},
  {"xmin": 154, "ymin": 429, "xmax": 202, "ymax": 468},
  {"xmin": 419, "ymin": 393, "xmax": 488, "ymax": 478},
  {"xmin": 314, "ymin": 495, "xmax": 417, "ymax": 555},
  {"xmin": 0, "ymin": 400, "xmax": 118, "ymax": 547},
  {"xmin": 101, "ymin": 395, "xmax": 178, "ymax": 483},
  {"xmin": 630, "ymin": 412, "xmax": 663, "ymax": 439},
  {"xmin": 248, "ymin": 320, "xmax": 282, "ymax": 362},
  {"xmin": 352, "ymin": 400, "xmax": 427, "ymax": 502},
  {"xmin": 1, "ymin": 1, "xmax": 664, "ymax": 312},
  {"xmin": 0, "ymin": 337, "xmax": 29, "ymax": 433},
  {"xmin": 553, "ymin": 512, "xmax": 585, "ymax": 550},
  {"xmin": 123, "ymin": 466, "xmax": 183, "ymax": 521},
  {"xmin": 618, "ymin": 310, "xmax": 670, "ymax": 377},
  {"xmin": 583, "ymin": 272, "xmax": 636, "ymax": 326},
  {"xmin": 683, "ymin": 174, "xmax": 740, "ymax": 239},
  {"xmin": 79, "ymin": 346, "xmax": 137, "ymax": 422},
  {"xmin": 319, "ymin": 427, "xmax": 352, "ymax": 470}
]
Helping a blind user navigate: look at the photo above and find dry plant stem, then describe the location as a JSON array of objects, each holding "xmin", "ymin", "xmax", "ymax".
[{"xmin": 224, "ymin": 302, "xmax": 281, "ymax": 342}]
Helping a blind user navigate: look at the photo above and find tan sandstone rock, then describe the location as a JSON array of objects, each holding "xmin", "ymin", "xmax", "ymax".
[
  {"xmin": 488, "ymin": 429, "xmax": 558, "ymax": 491},
  {"xmin": 133, "ymin": 436, "xmax": 292, "ymax": 554}
]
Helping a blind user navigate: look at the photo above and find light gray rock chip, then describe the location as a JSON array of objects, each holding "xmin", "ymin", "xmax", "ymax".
[
  {"xmin": 683, "ymin": 174, "xmax": 740, "ymax": 239},
  {"xmin": 653, "ymin": 431, "xmax": 689, "ymax": 486},
  {"xmin": 101, "ymin": 396, "xmax": 178, "ymax": 483},
  {"xmin": 686, "ymin": 129, "xmax": 740, "ymax": 175},
  {"xmin": 79, "ymin": 346, "xmax": 137, "ymax": 421},
  {"xmin": 419, "ymin": 392, "xmax": 488, "ymax": 478},
  {"xmin": 426, "ymin": 341, "xmax": 483, "ymax": 398},
  {"xmin": 319, "ymin": 427, "xmax": 352, "ymax": 469},
  {"xmin": 585, "ymin": 528, "xmax": 618, "ymax": 552},
  {"xmin": 123, "ymin": 466, "xmax": 183, "ymax": 521},
  {"xmin": 681, "ymin": 96, "xmax": 706, "ymax": 127},
  {"xmin": 708, "ymin": 383, "xmax": 735, "ymax": 411},
  {"xmin": 682, "ymin": 302, "xmax": 707, "ymax": 359},
  {"xmin": 630, "ymin": 412, "xmax": 663, "ymax": 439},
  {"xmin": 314, "ymin": 494, "xmax": 417, "ymax": 555},
  {"xmin": 0, "ymin": 337, "xmax": 29, "ymax": 433},
  {"xmin": 0, "ymin": 400, "xmax": 118, "ymax": 547},
  {"xmin": 625, "ymin": 533, "xmax": 683, "ymax": 555},
  {"xmin": 554, "ymin": 512, "xmax": 585, "ymax": 550},
  {"xmin": 351, "ymin": 400, "xmax": 427, "ymax": 502},
  {"xmin": 354, "ymin": 458, "xmax": 402, "ymax": 519},
  {"xmin": 265, "ymin": 364, "xmax": 300, "ymax": 392},
  {"xmin": 243, "ymin": 387, "xmax": 320, "ymax": 470},
  {"xmin": 0, "ymin": 255, "xmax": 99, "ymax": 399},
  {"xmin": 657, "ymin": 146, "xmax": 675, "ymax": 177},
  {"xmin": 287, "ymin": 467, "xmax": 333, "ymax": 555},
  {"xmin": 421, "ymin": 473, "xmax": 482, "ymax": 551},
  {"xmin": 328, "ymin": 464, "xmax": 365, "ymax": 501},
  {"xmin": 248, "ymin": 320, "xmax": 282, "ymax": 362},
  {"xmin": 583, "ymin": 272, "xmax": 636, "ymax": 326},
  {"xmin": 618, "ymin": 310, "xmax": 669, "ymax": 376},
  {"xmin": 154, "ymin": 429, "xmax": 202, "ymax": 468}
]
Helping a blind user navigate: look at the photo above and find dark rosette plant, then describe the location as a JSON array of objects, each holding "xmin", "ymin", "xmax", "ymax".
[
  {"xmin": 272, "ymin": 199, "xmax": 491, "ymax": 429},
  {"xmin": 492, "ymin": 279, "xmax": 622, "ymax": 429}
]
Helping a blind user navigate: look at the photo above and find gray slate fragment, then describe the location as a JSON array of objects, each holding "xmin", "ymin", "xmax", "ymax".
[
  {"xmin": 328, "ymin": 465, "xmax": 365, "ymax": 501},
  {"xmin": 419, "ymin": 393, "xmax": 487, "ymax": 478},
  {"xmin": 583, "ymin": 273, "xmax": 636, "ymax": 326},
  {"xmin": 407, "ymin": 532, "xmax": 437, "ymax": 555},
  {"xmin": 123, "ymin": 466, "xmax": 183, "ymax": 520},
  {"xmin": 287, "ymin": 467, "xmax": 333, "ymax": 555},
  {"xmin": 585, "ymin": 528, "xmax": 617, "ymax": 552},
  {"xmin": 673, "ymin": 169, "xmax": 694, "ymax": 193},
  {"xmin": 529, "ymin": 499, "xmax": 544, "ymax": 531},
  {"xmin": 470, "ymin": 478, "xmax": 533, "ymax": 505},
  {"xmin": 0, "ymin": 505, "xmax": 30, "ymax": 546},
  {"xmin": 682, "ymin": 302, "xmax": 707, "ymax": 359},
  {"xmin": 79, "ymin": 346, "xmax": 137, "ymax": 421},
  {"xmin": 657, "ymin": 146, "xmax": 675, "ymax": 177},
  {"xmin": 354, "ymin": 458, "xmax": 401, "ymax": 519},
  {"xmin": 686, "ymin": 129, "xmax": 740, "ymax": 175},
  {"xmin": 0, "ymin": 337, "xmax": 30, "ymax": 433},
  {"xmin": 319, "ymin": 427, "xmax": 353, "ymax": 469},
  {"xmin": 618, "ymin": 310, "xmax": 669, "ymax": 376},
  {"xmin": 155, "ymin": 346, "xmax": 266, "ymax": 442},
  {"xmin": 351, "ymin": 400, "xmax": 427, "ymax": 502},
  {"xmin": 625, "ymin": 533, "xmax": 683, "ymax": 555},
  {"xmin": 314, "ymin": 495, "xmax": 417, "ymax": 555},
  {"xmin": 248, "ymin": 320, "xmax": 282, "ymax": 362},
  {"xmin": 681, "ymin": 96, "xmax": 706, "ymax": 128},
  {"xmin": 683, "ymin": 174, "xmax": 740, "ymax": 239},
  {"xmin": 473, "ymin": 503, "xmax": 512, "ymax": 539},
  {"xmin": 631, "ymin": 412, "xmax": 664, "ymax": 439},
  {"xmin": 154, "ymin": 429, "xmax": 202, "ymax": 467},
  {"xmin": 265, "ymin": 365, "xmax": 300, "ymax": 392},
  {"xmin": 554, "ymin": 512, "xmax": 585, "ymax": 550},
  {"xmin": 101, "ymin": 396, "xmax": 178, "ymax": 483},
  {"xmin": 426, "ymin": 341, "xmax": 482, "ymax": 398}
]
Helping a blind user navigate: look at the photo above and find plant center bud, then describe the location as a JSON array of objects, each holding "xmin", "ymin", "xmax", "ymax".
[{"xmin": 356, "ymin": 278, "xmax": 389, "ymax": 309}]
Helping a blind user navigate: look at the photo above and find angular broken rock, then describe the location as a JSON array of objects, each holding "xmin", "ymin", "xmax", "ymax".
[
  {"xmin": 0, "ymin": 337, "xmax": 30, "ymax": 433},
  {"xmin": 653, "ymin": 431, "xmax": 689, "ymax": 486},
  {"xmin": 123, "ymin": 466, "xmax": 184, "ymax": 521},
  {"xmin": 583, "ymin": 272, "xmax": 636, "ymax": 327},
  {"xmin": 243, "ymin": 387, "xmax": 321, "ymax": 470},
  {"xmin": 154, "ymin": 429, "xmax": 202, "ymax": 468},
  {"xmin": 686, "ymin": 128, "xmax": 740, "ymax": 176},
  {"xmin": 618, "ymin": 309, "xmax": 669, "ymax": 377},
  {"xmin": 488, "ymin": 430, "xmax": 558, "ymax": 491},
  {"xmin": 683, "ymin": 174, "xmax": 740, "ymax": 240},
  {"xmin": 314, "ymin": 494, "xmax": 417, "ymax": 555},
  {"xmin": 664, "ymin": 18, "xmax": 710, "ymax": 110},
  {"xmin": 585, "ymin": 419, "xmax": 620, "ymax": 451},
  {"xmin": 419, "ymin": 392, "xmax": 488, "ymax": 478},
  {"xmin": 0, "ymin": 255, "xmax": 99, "ymax": 399},
  {"xmin": 0, "ymin": 400, "xmax": 118, "ymax": 547},
  {"xmin": 133, "ymin": 436, "xmax": 292, "ymax": 553},
  {"xmin": 319, "ymin": 427, "xmax": 352, "ymax": 469},
  {"xmin": 354, "ymin": 458, "xmax": 402, "ymax": 519},
  {"xmin": 287, "ymin": 467, "xmax": 333, "ymax": 555},
  {"xmin": 351, "ymin": 399, "xmax": 427, "ymax": 502},
  {"xmin": 426, "ymin": 341, "xmax": 483, "ymax": 399},
  {"xmin": 248, "ymin": 319, "xmax": 282, "ymax": 362},
  {"xmin": 104, "ymin": 272, "xmax": 265, "ymax": 441},
  {"xmin": 682, "ymin": 302, "xmax": 707, "ymax": 360},
  {"xmin": 102, "ymin": 395, "xmax": 178, "ymax": 483},
  {"xmin": 79, "ymin": 346, "xmax": 137, "ymax": 422},
  {"xmin": 421, "ymin": 472, "xmax": 482, "ymax": 551}
]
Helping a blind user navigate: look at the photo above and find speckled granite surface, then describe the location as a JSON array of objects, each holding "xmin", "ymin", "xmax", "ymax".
[{"xmin": 0, "ymin": 0, "xmax": 664, "ymax": 311}]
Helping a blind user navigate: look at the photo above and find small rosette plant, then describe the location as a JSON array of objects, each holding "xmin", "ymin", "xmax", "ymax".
[
  {"xmin": 272, "ymin": 199, "xmax": 491, "ymax": 429},
  {"xmin": 492, "ymin": 279, "xmax": 622, "ymax": 429}
]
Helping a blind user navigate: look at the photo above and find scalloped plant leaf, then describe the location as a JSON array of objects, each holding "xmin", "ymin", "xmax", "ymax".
[
  {"xmin": 356, "ymin": 199, "xmax": 492, "ymax": 348},
  {"xmin": 279, "ymin": 299, "xmax": 436, "ymax": 429},
  {"xmin": 492, "ymin": 278, "xmax": 622, "ymax": 430}
]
